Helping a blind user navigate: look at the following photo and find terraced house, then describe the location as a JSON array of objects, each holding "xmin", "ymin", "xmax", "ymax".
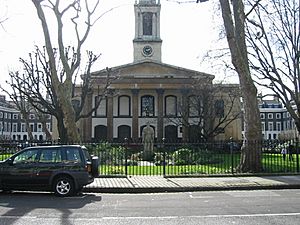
[{"xmin": 0, "ymin": 95, "xmax": 52, "ymax": 141}]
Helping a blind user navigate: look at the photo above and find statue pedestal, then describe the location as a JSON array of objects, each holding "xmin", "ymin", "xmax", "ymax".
[{"xmin": 142, "ymin": 150, "xmax": 153, "ymax": 161}]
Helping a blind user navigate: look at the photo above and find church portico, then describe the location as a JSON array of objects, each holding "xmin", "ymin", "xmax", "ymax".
[{"xmin": 80, "ymin": 0, "xmax": 242, "ymax": 142}]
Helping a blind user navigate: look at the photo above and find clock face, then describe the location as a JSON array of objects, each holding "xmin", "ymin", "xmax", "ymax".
[{"xmin": 142, "ymin": 45, "xmax": 153, "ymax": 56}]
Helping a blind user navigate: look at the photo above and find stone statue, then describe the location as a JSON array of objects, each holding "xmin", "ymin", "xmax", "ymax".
[{"xmin": 142, "ymin": 122, "xmax": 154, "ymax": 160}]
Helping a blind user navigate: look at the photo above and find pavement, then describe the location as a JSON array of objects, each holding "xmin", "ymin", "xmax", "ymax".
[{"xmin": 84, "ymin": 175, "xmax": 300, "ymax": 193}]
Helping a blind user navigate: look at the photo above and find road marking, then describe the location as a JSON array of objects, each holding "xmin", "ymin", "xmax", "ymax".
[
  {"xmin": 2, "ymin": 213, "xmax": 300, "ymax": 220},
  {"xmin": 102, "ymin": 213, "xmax": 300, "ymax": 220},
  {"xmin": 225, "ymin": 190, "xmax": 281, "ymax": 197},
  {"xmin": 189, "ymin": 194, "xmax": 214, "ymax": 199}
]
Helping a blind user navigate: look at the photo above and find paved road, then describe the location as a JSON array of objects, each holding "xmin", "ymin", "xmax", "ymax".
[{"xmin": 0, "ymin": 189, "xmax": 300, "ymax": 225}]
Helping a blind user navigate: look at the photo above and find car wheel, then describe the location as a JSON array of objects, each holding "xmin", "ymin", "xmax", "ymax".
[{"xmin": 53, "ymin": 176, "xmax": 74, "ymax": 197}]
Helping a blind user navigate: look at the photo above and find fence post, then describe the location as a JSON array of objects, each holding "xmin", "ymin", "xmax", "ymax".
[
  {"xmin": 230, "ymin": 137, "xmax": 234, "ymax": 174},
  {"xmin": 162, "ymin": 138, "xmax": 166, "ymax": 177},
  {"xmin": 124, "ymin": 138, "xmax": 129, "ymax": 176},
  {"xmin": 296, "ymin": 138, "xmax": 299, "ymax": 173}
]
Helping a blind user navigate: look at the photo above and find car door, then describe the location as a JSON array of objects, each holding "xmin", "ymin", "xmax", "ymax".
[
  {"xmin": 1, "ymin": 149, "xmax": 39, "ymax": 188},
  {"xmin": 32, "ymin": 148, "xmax": 64, "ymax": 187}
]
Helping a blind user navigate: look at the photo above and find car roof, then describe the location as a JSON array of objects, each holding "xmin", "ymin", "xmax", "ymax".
[{"xmin": 23, "ymin": 145, "xmax": 83, "ymax": 150}]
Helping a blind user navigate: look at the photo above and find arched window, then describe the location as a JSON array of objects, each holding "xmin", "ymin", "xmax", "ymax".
[
  {"xmin": 118, "ymin": 95, "xmax": 131, "ymax": 116},
  {"xmin": 95, "ymin": 96, "xmax": 107, "ymax": 117},
  {"xmin": 94, "ymin": 125, "xmax": 107, "ymax": 142},
  {"xmin": 215, "ymin": 99, "xmax": 225, "ymax": 118},
  {"xmin": 164, "ymin": 125, "xmax": 177, "ymax": 142},
  {"xmin": 118, "ymin": 125, "xmax": 131, "ymax": 141},
  {"xmin": 141, "ymin": 95, "xmax": 155, "ymax": 117},
  {"xmin": 165, "ymin": 95, "xmax": 177, "ymax": 116}
]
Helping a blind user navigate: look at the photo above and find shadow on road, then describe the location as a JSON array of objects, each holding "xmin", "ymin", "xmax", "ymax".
[{"xmin": 0, "ymin": 191, "xmax": 102, "ymax": 225}]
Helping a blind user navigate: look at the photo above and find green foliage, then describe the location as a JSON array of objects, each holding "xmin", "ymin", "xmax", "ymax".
[{"xmin": 172, "ymin": 148, "xmax": 193, "ymax": 165}]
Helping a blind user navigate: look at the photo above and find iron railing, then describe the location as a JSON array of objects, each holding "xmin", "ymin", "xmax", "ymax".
[{"xmin": 1, "ymin": 140, "xmax": 299, "ymax": 177}]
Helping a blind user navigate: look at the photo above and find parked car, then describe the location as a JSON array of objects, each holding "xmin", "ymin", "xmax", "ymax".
[{"xmin": 0, "ymin": 145, "xmax": 97, "ymax": 197}]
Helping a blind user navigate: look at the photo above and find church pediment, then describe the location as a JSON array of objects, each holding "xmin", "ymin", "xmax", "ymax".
[{"xmin": 93, "ymin": 60, "xmax": 214, "ymax": 80}]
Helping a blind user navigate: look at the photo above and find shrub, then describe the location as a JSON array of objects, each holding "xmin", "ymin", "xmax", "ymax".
[{"xmin": 172, "ymin": 148, "xmax": 193, "ymax": 165}]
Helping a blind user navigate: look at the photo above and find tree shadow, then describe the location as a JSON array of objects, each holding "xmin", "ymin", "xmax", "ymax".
[{"xmin": 0, "ymin": 191, "xmax": 102, "ymax": 225}]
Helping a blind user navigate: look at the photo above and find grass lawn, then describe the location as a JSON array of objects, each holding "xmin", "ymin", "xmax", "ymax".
[{"xmin": 99, "ymin": 153, "xmax": 299, "ymax": 176}]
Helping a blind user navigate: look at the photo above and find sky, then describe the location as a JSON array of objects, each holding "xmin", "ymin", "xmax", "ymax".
[{"xmin": 0, "ymin": 0, "xmax": 234, "ymax": 93}]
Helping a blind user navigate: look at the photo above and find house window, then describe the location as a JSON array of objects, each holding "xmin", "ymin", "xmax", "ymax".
[
  {"xmin": 165, "ymin": 95, "xmax": 177, "ymax": 116},
  {"xmin": 276, "ymin": 122, "xmax": 281, "ymax": 131},
  {"xmin": 118, "ymin": 95, "xmax": 131, "ymax": 116},
  {"xmin": 261, "ymin": 122, "xmax": 265, "ymax": 131},
  {"xmin": 72, "ymin": 99, "xmax": 81, "ymax": 111},
  {"xmin": 13, "ymin": 114, "xmax": 18, "ymax": 120},
  {"xmin": 268, "ymin": 122, "xmax": 273, "ymax": 131},
  {"xmin": 37, "ymin": 123, "xmax": 42, "ymax": 132},
  {"xmin": 30, "ymin": 123, "xmax": 35, "ymax": 132},
  {"xmin": 21, "ymin": 123, "xmax": 26, "ymax": 132},
  {"xmin": 46, "ymin": 123, "xmax": 51, "ymax": 132},
  {"xmin": 30, "ymin": 114, "xmax": 35, "ymax": 120},
  {"xmin": 260, "ymin": 113, "xmax": 265, "ymax": 119},
  {"xmin": 268, "ymin": 113, "xmax": 273, "ymax": 119},
  {"xmin": 12, "ymin": 123, "xmax": 17, "ymax": 132},
  {"xmin": 0, "ymin": 112, "xmax": 3, "ymax": 118},
  {"xmin": 141, "ymin": 95, "xmax": 154, "ymax": 117},
  {"xmin": 276, "ymin": 113, "xmax": 281, "ymax": 119}
]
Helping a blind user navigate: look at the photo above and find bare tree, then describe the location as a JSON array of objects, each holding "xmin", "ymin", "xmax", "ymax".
[
  {"xmin": 1, "ymin": 44, "xmax": 112, "ymax": 143},
  {"xmin": 246, "ymin": 0, "xmax": 300, "ymax": 134},
  {"xmin": 219, "ymin": 0, "xmax": 262, "ymax": 172},
  {"xmin": 25, "ymin": 0, "xmax": 107, "ymax": 143},
  {"xmin": 0, "ymin": 0, "xmax": 8, "ymax": 31},
  {"xmin": 168, "ymin": 82, "xmax": 241, "ymax": 142}
]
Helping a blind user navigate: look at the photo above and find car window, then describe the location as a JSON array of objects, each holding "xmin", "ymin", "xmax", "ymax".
[
  {"xmin": 13, "ymin": 149, "xmax": 39, "ymax": 164},
  {"xmin": 39, "ymin": 149, "xmax": 62, "ymax": 163},
  {"xmin": 65, "ymin": 148, "xmax": 82, "ymax": 163},
  {"xmin": 82, "ymin": 148, "xmax": 92, "ymax": 162}
]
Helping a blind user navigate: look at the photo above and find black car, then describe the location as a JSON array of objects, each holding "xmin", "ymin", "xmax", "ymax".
[{"xmin": 0, "ymin": 145, "xmax": 97, "ymax": 197}]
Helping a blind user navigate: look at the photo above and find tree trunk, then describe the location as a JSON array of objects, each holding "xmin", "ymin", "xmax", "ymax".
[
  {"xmin": 57, "ymin": 85, "xmax": 81, "ymax": 143},
  {"xmin": 219, "ymin": 0, "xmax": 262, "ymax": 172}
]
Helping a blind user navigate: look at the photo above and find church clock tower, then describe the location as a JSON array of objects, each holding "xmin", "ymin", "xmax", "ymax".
[{"xmin": 133, "ymin": 0, "xmax": 162, "ymax": 62}]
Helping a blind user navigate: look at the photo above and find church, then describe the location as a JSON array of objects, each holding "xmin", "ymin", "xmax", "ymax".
[{"xmin": 78, "ymin": 0, "xmax": 242, "ymax": 143}]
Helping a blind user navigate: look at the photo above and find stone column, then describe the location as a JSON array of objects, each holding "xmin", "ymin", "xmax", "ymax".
[
  {"xmin": 107, "ymin": 90, "xmax": 114, "ymax": 141},
  {"xmin": 181, "ymin": 89, "xmax": 189, "ymax": 142},
  {"xmin": 156, "ymin": 89, "xmax": 164, "ymax": 141},
  {"xmin": 132, "ymin": 89, "xmax": 139, "ymax": 142}
]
